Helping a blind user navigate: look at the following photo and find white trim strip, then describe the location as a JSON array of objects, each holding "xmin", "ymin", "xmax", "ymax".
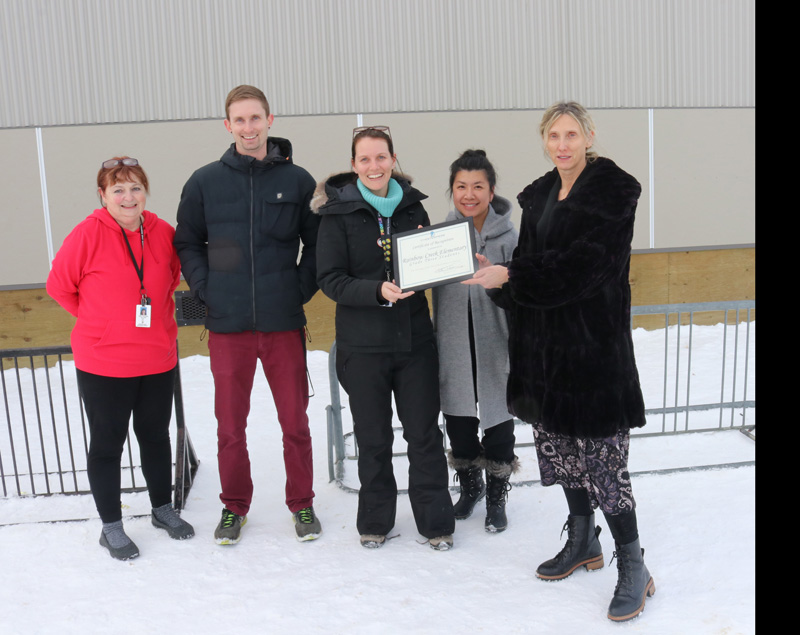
[
  {"xmin": 36, "ymin": 127, "xmax": 55, "ymax": 265},
  {"xmin": 648, "ymin": 108, "xmax": 655, "ymax": 249}
]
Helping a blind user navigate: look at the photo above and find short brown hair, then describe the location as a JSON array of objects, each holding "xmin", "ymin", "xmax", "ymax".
[
  {"xmin": 225, "ymin": 85, "xmax": 270, "ymax": 120},
  {"xmin": 97, "ymin": 157, "xmax": 150, "ymax": 193}
]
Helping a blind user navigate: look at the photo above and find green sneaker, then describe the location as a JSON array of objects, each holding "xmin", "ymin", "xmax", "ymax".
[
  {"xmin": 214, "ymin": 508, "xmax": 246, "ymax": 545},
  {"xmin": 293, "ymin": 506, "xmax": 322, "ymax": 542}
]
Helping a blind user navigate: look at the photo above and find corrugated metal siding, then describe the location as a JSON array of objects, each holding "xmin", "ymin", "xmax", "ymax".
[{"xmin": 1, "ymin": 0, "xmax": 755, "ymax": 128}]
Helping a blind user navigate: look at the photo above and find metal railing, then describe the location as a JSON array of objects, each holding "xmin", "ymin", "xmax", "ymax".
[
  {"xmin": 1, "ymin": 345, "xmax": 199, "ymax": 510},
  {"xmin": 326, "ymin": 300, "xmax": 755, "ymax": 491},
  {"xmin": 630, "ymin": 300, "xmax": 755, "ymax": 438}
]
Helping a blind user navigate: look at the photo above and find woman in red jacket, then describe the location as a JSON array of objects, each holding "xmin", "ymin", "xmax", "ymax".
[{"xmin": 47, "ymin": 157, "xmax": 194, "ymax": 560}]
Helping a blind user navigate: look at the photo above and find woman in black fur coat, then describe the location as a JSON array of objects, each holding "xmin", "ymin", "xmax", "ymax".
[{"xmin": 465, "ymin": 102, "xmax": 655, "ymax": 621}]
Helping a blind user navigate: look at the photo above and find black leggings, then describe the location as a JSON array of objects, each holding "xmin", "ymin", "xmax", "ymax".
[
  {"xmin": 77, "ymin": 367, "xmax": 176, "ymax": 523},
  {"xmin": 444, "ymin": 415, "xmax": 516, "ymax": 464}
]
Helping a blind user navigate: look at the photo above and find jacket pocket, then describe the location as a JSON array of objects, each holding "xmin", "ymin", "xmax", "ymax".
[
  {"xmin": 91, "ymin": 320, "xmax": 173, "ymax": 365},
  {"xmin": 261, "ymin": 193, "xmax": 300, "ymax": 241}
]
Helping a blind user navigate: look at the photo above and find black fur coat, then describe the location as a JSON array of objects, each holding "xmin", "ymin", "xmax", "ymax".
[{"xmin": 496, "ymin": 157, "xmax": 645, "ymax": 438}]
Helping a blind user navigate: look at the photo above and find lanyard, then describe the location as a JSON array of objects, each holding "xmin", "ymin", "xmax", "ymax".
[
  {"xmin": 377, "ymin": 214, "xmax": 393, "ymax": 282},
  {"xmin": 120, "ymin": 223, "xmax": 150, "ymax": 304}
]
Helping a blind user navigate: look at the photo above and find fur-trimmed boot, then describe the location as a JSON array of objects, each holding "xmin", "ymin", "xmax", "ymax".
[
  {"xmin": 484, "ymin": 458, "xmax": 519, "ymax": 533},
  {"xmin": 607, "ymin": 538, "xmax": 656, "ymax": 621},
  {"xmin": 536, "ymin": 514, "xmax": 604, "ymax": 580},
  {"xmin": 448, "ymin": 452, "xmax": 486, "ymax": 520}
]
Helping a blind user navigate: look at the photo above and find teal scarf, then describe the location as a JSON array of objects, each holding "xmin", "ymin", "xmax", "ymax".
[{"xmin": 357, "ymin": 178, "xmax": 403, "ymax": 217}]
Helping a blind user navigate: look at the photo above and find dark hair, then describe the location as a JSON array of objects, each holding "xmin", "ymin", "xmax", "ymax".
[
  {"xmin": 97, "ymin": 156, "xmax": 149, "ymax": 193},
  {"xmin": 448, "ymin": 149, "xmax": 497, "ymax": 196},
  {"xmin": 225, "ymin": 85, "xmax": 270, "ymax": 120},
  {"xmin": 351, "ymin": 127, "xmax": 394, "ymax": 160}
]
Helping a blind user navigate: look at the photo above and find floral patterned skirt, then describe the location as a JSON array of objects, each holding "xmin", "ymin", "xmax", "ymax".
[{"xmin": 532, "ymin": 423, "xmax": 635, "ymax": 516}]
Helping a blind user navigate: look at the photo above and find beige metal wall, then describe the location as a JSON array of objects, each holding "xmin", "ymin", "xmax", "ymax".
[
  {"xmin": 1, "ymin": 0, "xmax": 755, "ymax": 128},
  {"xmin": 0, "ymin": 106, "xmax": 753, "ymax": 287}
]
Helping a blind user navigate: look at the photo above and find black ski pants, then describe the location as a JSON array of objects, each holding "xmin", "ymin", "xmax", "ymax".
[{"xmin": 336, "ymin": 341, "xmax": 455, "ymax": 539}]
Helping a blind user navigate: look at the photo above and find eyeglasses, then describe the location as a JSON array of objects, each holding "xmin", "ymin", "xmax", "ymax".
[
  {"xmin": 352, "ymin": 125, "xmax": 391, "ymax": 139},
  {"xmin": 101, "ymin": 158, "xmax": 139, "ymax": 169}
]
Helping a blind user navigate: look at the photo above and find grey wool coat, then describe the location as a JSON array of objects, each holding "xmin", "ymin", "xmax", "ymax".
[{"xmin": 433, "ymin": 197, "xmax": 519, "ymax": 429}]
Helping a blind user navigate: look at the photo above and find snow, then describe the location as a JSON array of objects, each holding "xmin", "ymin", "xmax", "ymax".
[{"xmin": 0, "ymin": 325, "xmax": 755, "ymax": 634}]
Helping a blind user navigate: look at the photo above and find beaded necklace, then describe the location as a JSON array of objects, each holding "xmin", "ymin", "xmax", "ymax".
[{"xmin": 377, "ymin": 214, "xmax": 392, "ymax": 281}]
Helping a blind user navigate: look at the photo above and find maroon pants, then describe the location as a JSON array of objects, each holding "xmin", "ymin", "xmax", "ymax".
[{"xmin": 208, "ymin": 329, "xmax": 314, "ymax": 516}]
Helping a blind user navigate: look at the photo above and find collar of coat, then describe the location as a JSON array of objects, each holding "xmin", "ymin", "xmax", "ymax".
[
  {"xmin": 310, "ymin": 171, "xmax": 427, "ymax": 215},
  {"xmin": 219, "ymin": 137, "xmax": 295, "ymax": 172},
  {"xmin": 517, "ymin": 157, "xmax": 641, "ymax": 221}
]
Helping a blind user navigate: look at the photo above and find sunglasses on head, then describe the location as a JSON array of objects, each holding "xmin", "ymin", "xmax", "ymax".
[
  {"xmin": 101, "ymin": 158, "xmax": 139, "ymax": 169},
  {"xmin": 352, "ymin": 125, "xmax": 391, "ymax": 139}
]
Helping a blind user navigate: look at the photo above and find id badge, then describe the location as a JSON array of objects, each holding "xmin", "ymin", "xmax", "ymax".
[{"xmin": 135, "ymin": 303, "xmax": 151, "ymax": 328}]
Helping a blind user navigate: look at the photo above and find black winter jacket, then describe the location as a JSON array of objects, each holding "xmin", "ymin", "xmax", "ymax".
[
  {"xmin": 313, "ymin": 173, "xmax": 434, "ymax": 353},
  {"xmin": 174, "ymin": 140, "xmax": 319, "ymax": 333},
  {"xmin": 496, "ymin": 158, "xmax": 646, "ymax": 438}
]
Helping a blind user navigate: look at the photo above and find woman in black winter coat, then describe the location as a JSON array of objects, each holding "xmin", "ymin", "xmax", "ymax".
[
  {"xmin": 465, "ymin": 102, "xmax": 655, "ymax": 621},
  {"xmin": 314, "ymin": 126, "xmax": 455, "ymax": 551}
]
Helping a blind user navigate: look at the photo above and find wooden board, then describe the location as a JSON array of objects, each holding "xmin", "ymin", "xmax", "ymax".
[{"xmin": 1, "ymin": 248, "xmax": 755, "ymax": 359}]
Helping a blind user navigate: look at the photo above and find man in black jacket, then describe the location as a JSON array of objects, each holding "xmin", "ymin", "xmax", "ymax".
[{"xmin": 175, "ymin": 85, "xmax": 321, "ymax": 544}]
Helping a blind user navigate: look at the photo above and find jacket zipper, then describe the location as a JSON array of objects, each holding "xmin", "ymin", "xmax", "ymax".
[{"xmin": 249, "ymin": 166, "xmax": 257, "ymax": 331}]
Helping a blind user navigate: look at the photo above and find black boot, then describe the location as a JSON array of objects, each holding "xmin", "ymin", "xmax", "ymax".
[
  {"xmin": 607, "ymin": 538, "xmax": 656, "ymax": 621},
  {"xmin": 448, "ymin": 453, "xmax": 486, "ymax": 520},
  {"xmin": 484, "ymin": 458, "xmax": 518, "ymax": 533},
  {"xmin": 536, "ymin": 514, "xmax": 604, "ymax": 580}
]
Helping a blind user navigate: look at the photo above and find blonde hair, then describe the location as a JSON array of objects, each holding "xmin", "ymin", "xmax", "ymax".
[{"xmin": 539, "ymin": 101, "xmax": 598, "ymax": 162}]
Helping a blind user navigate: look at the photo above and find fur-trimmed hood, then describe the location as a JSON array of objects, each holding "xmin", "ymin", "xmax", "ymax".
[{"xmin": 311, "ymin": 172, "xmax": 422, "ymax": 215}]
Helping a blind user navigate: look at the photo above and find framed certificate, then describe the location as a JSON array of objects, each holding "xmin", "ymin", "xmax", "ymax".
[{"xmin": 392, "ymin": 218, "xmax": 477, "ymax": 291}]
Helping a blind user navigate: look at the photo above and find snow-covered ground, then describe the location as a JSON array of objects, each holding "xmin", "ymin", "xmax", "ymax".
[{"xmin": 0, "ymin": 326, "xmax": 755, "ymax": 634}]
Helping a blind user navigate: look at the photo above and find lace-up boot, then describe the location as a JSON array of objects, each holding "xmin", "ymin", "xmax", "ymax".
[
  {"xmin": 536, "ymin": 514, "xmax": 604, "ymax": 580},
  {"xmin": 484, "ymin": 458, "xmax": 517, "ymax": 533},
  {"xmin": 607, "ymin": 538, "xmax": 656, "ymax": 621},
  {"xmin": 450, "ymin": 458, "xmax": 486, "ymax": 520}
]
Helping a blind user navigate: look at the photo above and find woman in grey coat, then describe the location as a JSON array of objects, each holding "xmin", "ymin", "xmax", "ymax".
[{"xmin": 433, "ymin": 150, "xmax": 519, "ymax": 532}]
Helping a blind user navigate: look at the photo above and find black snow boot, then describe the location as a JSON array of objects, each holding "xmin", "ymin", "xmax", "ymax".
[
  {"xmin": 607, "ymin": 538, "xmax": 656, "ymax": 621},
  {"xmin": 484, "ymin": 458, "xmax": 518, "ymax": 533},
  {"xmin": 448, "ymin": 453, "xmax": 486, "ymax": 520},
  {"xmin": 536, "ymin": 514, "xmax": 604, "ymax": 580}
]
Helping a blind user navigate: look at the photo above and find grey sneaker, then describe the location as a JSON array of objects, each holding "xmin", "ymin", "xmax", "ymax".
[
  {"xmin": 151, "ymin": 503, "xmax": 195, "ymax": 540},
  {"xmin": 360, "ymin": 534, "xmax": 386, "ymax": 549},
  {"xmin": 293, "ymin": 506, "xmax": 322, "ymax": 542},
  {"xmin": 214, "ymin": 508, "xmax": 246, "ymax": 545},
  {"xmin": 99, "ymin": 521, "xmax": 140, "ymax": 560},
  {"xmin": 429, "ymin": 535, "xmax": 454, "ymax": 551}
]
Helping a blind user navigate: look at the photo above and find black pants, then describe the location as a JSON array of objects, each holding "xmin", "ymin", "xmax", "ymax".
[
  {"xmin": 444, "ymin": 415, "xmax": 516, "ymax": 464},
  {"xmin": 337, "ymin": 342, "xmax": 455, "ymax": 539},
  {"xmin": 77, "ymin": 367, "xmax": 176, "ymax": 523}
]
